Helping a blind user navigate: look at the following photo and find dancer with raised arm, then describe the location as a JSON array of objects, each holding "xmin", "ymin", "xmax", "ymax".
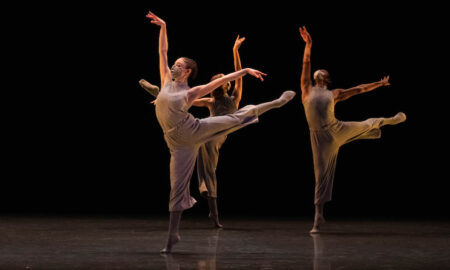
[
  {"xmin": 146, "ymin": 11, "xmax": 295, "ymax": 253},
  {"xmin": 299, "ymin": 26, "xmax": 406, "ymax": 234},
  {"xmin": 191, "ymin": 35, "xmax": 246, "ymax": 228}
]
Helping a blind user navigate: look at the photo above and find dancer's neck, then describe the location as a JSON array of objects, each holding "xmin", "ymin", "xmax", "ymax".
[
  {"xmin": 314, "ymin": 83, "xmax": 328, "ymax": 90},
  {"xmin": 173, "ymin": 78, "xmax": 188, "ymax": 86}
]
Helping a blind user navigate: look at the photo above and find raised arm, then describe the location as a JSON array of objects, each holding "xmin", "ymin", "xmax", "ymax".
[
  {"xmin": 186, "ymin": 68, "xmax": 267, "ymax": 105},
  {"xmin": 332, "ymin": 76, "xmax": 390, "ymax": 104},
  {"xmin": 231, "ymin": 35, "xmax": 245, "ymax": 107},
  {"xmin": 299, "ymin": 26, "xmax": 313, "ymax": 102},
  {"xmin": 146, "ymin": 11, "xmax": 171, "ymax": 87}
]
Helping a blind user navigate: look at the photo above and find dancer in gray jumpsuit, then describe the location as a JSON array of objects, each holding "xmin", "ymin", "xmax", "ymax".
[
  {"xmin": 191, "ymin": 35, "xmax": 246, "ymax": 228},
  {"xmin": 299, "ymin": 26, "xmax": 406, "ymax": 233},
  {"xmin": 146, "ymin": 11, "xmax": 296, "ymax": 253},
  {"xmin": 139, "ymin": 36, "xmax": 246, "ymax": 228}
]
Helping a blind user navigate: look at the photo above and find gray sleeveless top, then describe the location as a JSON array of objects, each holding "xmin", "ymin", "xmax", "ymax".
[
  {"xmin": 303, "ymin": 86, "xmax": 337, "ymax": 130},
  {"xmin": 210, "ymin": 94, "xmax": 237, "ymax": 116},
  {"xmin": 155, "ymin": 80, "xmax": 192, "ymax": 132}
]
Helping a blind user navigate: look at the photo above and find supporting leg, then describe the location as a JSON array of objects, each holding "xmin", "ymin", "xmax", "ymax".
[
  {"xmin": 207, "ymin": 197, "xmax": 223, "ymax": 228},
  {"xmin": 310, "ymin": 204, "xmax": 325, "ymax": 234},
  {"xmin": 161, "ymin": 211, "xmax": 183, "ymax": 253}
]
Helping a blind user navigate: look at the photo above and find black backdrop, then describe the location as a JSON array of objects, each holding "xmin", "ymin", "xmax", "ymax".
[{"xmin": 3, "ymin": 2, "xmax": 447, "ymax": 219}]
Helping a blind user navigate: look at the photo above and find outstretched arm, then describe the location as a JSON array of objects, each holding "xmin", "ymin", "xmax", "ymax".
[
  {"xmin": 191, "ymin": 97, "xmax": 213, "ymax": 109},
  {"xmin": 186, "ymin": 68, "xmax": 267, "ymax": 105},
  {"xmin": 332, "ymin": 76, "xmax": 390, "ymax": 104},
  {"xmin": 146, "ymin": 11, "xmax": 171, "ymax": 87},
  {"xmin": 231, "ymin": 35, "xmax": 245, "ymax": 107},
  {"xmin": 299, "ymin": 26, "xmax": 313, "ymax": 102}
]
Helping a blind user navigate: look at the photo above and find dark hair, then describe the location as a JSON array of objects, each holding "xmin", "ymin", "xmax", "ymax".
[
  {"xmin": 210, "ymin": 73, "xmax": 226, "ymax": 98},
  {"xmin": 180, "ymin": 57, "xmax": 198, "ymax": 83},
  {"xmin": 210, "ymin": 73, "xmax": 224, "ymax": 82}
]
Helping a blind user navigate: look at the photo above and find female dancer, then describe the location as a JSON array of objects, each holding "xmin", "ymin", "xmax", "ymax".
[
  {"xmin": 146, "ymin": 11, "xmax": 295, "ymax": 252},
  {"xmin": 140, "ymin": 36, "xmax": 246, "ymax": 228},
  {"xmin": 192, "ymin": 35, "xmax": 246, "ymax": 228},
  {"xmin": 299, "ymin": 26, "xmax": 406, "ymax": 233}
]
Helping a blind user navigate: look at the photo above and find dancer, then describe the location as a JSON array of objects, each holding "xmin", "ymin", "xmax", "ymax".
[
  {"xmin": 299, "ymin": 26, "xmax": 406, "ymax": 233},
  {"xmin": 191, "ymin": 35, "xmax": 246, "ymax": 228},
  {"xmin": 140, "ymin": 36, "xmax": 245, "ymax": 228},
  {"xmin": 146, "ymin": 11, "xmax": 295, "ymax": 253}
]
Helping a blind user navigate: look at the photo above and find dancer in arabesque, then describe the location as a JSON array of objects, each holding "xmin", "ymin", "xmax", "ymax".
[
  {"xmin": 299, "ymin": 26, "xmax": 406, "ymax": 233},
  {"xmin": 140, "ymin": 35, "xmax": 248, "ymax": 228},
  {"xmin": 146, "ymin": 11, "xmax": 296, "ymax": 253}
]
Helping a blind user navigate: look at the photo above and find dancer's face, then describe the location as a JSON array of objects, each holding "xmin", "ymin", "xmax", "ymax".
[
  {"xmin": 222, "ymin": 81, "xmax": 231, "ymax": 92},
  {"xmin": 171, "ymin": 59, "xmax": 191, "ymax": 80}
]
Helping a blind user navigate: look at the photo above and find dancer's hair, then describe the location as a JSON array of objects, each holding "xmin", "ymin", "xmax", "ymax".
[{"xmin": 209, "ymin": 73, "xmax": 230, "ymax": 98}]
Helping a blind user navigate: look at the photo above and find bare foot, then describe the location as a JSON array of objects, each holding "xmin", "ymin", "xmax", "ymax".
[
  {"xmin": 393, "ymin": 112, "xmax": 407, "ymax": 124},
  {"xmin": 208, "ymin": 213, "xmax": 223, "ymax": 228},
  {"xmin": 139, "ymin": 79, "xmax": 160, "ymax": 98},
  {"xmin": 310, "ymin": 214, "xmax": 325, "ymax": 234},
  {"xmin": 278, "ymin": 90, "xmax": 296, "ymax": 106},
  {"xmin": 385, "ymin": 112, "xmax": 407, "ymax": 126},
  {"xmin": 160, "ymin": 234, "xmax": 180, "ymax": 253}
]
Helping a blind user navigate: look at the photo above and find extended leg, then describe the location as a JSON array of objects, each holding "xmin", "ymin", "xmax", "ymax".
[
  {"xmin": 254, "ymin": 90, "xmax": 296, "ymax": 115},
  {"xmin": 380, "ymin": 112, "xmax": 407, "ymax": 127},
  {"xmin": 191, "ymin": 91, "xmax": 295, "ymax": 145}
]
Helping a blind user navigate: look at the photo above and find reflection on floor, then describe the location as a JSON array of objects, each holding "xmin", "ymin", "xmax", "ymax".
[{"xmin": 1, "ymin": 216, "xmax": 449, "ymax": 269}]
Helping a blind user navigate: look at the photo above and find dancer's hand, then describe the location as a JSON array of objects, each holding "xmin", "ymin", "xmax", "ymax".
[
  {"xmin": 146, "ymin": 11, "xmax": 166, "ymax": 27},
  {"xmin": 380, "ymin": 76, "xmax": 390, "ymax": 86},
  {"xmin": 246, "ymin": 68, "xmax": 267, "ymax": 82},
  {"xmin": 299, "ymin": 26, "xmax": 312, "ymax": 47},
  {"xmin": 233, "ymin": 35, "xmax": 246, "ymax": 50}
]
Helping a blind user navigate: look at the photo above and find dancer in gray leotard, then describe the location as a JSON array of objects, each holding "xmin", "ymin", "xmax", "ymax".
[
  {"xmin": 191, "ymin": 35, "xmax": 246, "ymax": 228},
  {"xmin": 140, "ymin": 36, "xmax": 245, "ymax": 228},
  {"xmin": 299, "ymin": 26, "xmax": 406, "ymax": 234},
  {"xmin": 146, "ymin": 11, "xmax": 296, "ymax": 253}
]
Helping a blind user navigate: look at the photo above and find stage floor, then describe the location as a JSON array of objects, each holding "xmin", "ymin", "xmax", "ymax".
[{"xmin": 1, "ymin": 215, "xmax": 449, "ymax": 269}]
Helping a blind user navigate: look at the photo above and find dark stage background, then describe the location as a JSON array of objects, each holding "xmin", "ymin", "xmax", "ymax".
[{"xmin": 3, "ymin": 3, "xmax": 446, "ymax": 219}]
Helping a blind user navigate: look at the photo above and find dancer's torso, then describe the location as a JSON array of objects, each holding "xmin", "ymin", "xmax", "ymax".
[
  {"xmin": 155, "ymin": 80, "xmax": 192, "ymax": 132},
  {"xmin": 303, "ymin": 86, "xmax": 337, "ymax": 130},
  {"xmin": 210, "ymin": 94, "xmax": 237, "ymax": 116}
]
